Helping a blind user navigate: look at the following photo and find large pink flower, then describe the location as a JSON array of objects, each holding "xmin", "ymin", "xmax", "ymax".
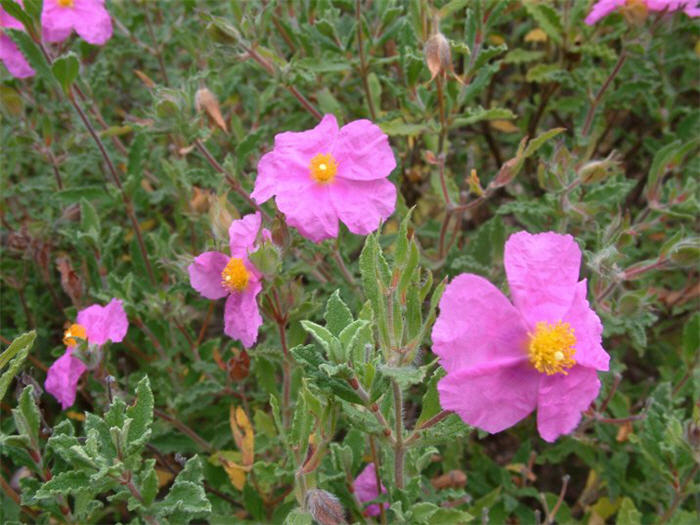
[
  {"xmin": 45, "ymin": 298, "xmax": 128, "ymax": 409},
  {"xmin": 0, "ymin": 5, "xmax": 35, "ymax": 78},
  {"xmin": 353, "ymin": 463, "xmax": 387, "ymax": 517},
  {"xmin": 42, "ymin": 0, "xmax": 112, "ymax": 45},
  {"xmin": 252, "ymin": 114, "xmax": 397, "ymax": 243},
  {"xmin": 188, "ymin": 212, "xmax": 268, "ymax": 347},
  {"xmin": 585, "ymin": 0, "xmax": 699, "ymax": 24},
  {"xmin": 431, "ymin": 232, "xmax": 610, "ymax": 442}
]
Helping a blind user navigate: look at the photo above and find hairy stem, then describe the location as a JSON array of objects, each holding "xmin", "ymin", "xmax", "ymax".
[
  {"xmin": 582, "ymin": 51, "xmax": 627, "ymax": 138},
  {"xmin": 392, "ymin": 380, "xmax": 405, "ymax": 489}
]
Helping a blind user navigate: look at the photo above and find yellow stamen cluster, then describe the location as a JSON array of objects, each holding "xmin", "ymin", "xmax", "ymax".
[
  {"xmin": 221, "ymin": 257, "xmax": 250, "ymax": 293},
  {"xmin": 528, "ymin": 321, "xmax": 576, "ymax": 375},
  {"xmin": 63, "ymin": 323, "xmax": 87, "ymax": 347},
  {"xmin": 309, "ymin": 153, "xmax": 338, "ymax": 184},
  {"xmin": 57, "ymin": 0, "xmax": 75, "ymax": 7}
]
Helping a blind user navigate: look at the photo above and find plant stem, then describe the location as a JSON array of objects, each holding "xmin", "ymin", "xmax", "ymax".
[
  {"xmin": 331, "ymin": 239, "xmax": 357, "ymax": 288},
  {"xmin": 66, "ymin": 89, "xmax": 157, "ymax": 286},
  {"xmin": 153, "ymin": 408, "xmax": 213, "ymax": 452},
  {"xmin": 659, "ymin": 463, "xmax": 699, "ymax": 524},
  {"xmin": 368, "ymin": 436, "xmax": 387, "ymax": 525},
  {"xmin": 356, "ymin": 0, "xmax": 377, "ymax": 120},
  {"xmin": 581, "ymin": 51, "xmax": 627, "ymax": 138},
  {"xmin": 391, "ymin": 380, "xmax": 405, "ymax": 489},
  {"xmin": 276, "ymin": 314, "xmax": 292, "ymax": 428}
]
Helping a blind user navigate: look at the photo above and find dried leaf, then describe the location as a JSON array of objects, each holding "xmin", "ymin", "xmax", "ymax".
[
  {"xmin": 230, "ymin": 405, "xmax": 254, "ymax": 466},
  {"xmin": 133, "ymin": 69, "xmax": 156, "ymax": 88},
  {"xmin": 525, "ymin": 28, "xmax": 548, "ymax": 43},
  {"xmin": 195, "ymin": 86, "xmax": 227, "ymax": 132}
]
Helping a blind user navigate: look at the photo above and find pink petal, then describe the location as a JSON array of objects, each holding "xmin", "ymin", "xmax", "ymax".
[
  {"xmin": 72, "ymin": 0, "xmax": 112, "ymax": 45},
  {"xmin": 584, "ymin": 0, "xmax": 626, "ymax": 24},
  {"xmin": 77, "ymin": 298, "xmax": 128, "ymax": 345},
  {"xmin": 275, "ymin": 183, "xmax": 339, "ymax": 242},
  {"xmin": 504, "ymin": 231, "xmax": 581, "ymax": 328},
  {"xmin": 0, "ymin": 34, "xmax": 35, "ymax": 78},
  {"xmin": 432, "ymin": 274, "xmax": 529, "ymax": 374},
  {"xmin": 229, "ymin": 212, "xmax": 262, "ymax": 259},
  {"xmin": 41, "ymin": 0, "xmax": 77, "ymax": 42},
  {"xmin": 329, "ymin": 177, "xmax": 396, "ymax": 236},
  {"xmin": 563, "ymin": 280, "xmax": 610, "ymax": 371},
  {"xmin": 1, "ymin": 5, "xmax": 26, "ymax": 30},
  {"xmin": 223, "ymin": 279, "xmax": 262, "ymax": 348},
  {"xmin": 353, "ymin": 463, "xmax": 387, "ymax": 517},
  {"xmin": 188, "ymin": 251, "xmax": 229, "ymax": 300},
  {"xmin": 536, "ymin": 366, "xmax": 600, "ymax": 442},
  {"xmin": 44, "ymin": 347, "xmax": 87, "ymax": 409},
  {"xmin": 274, "ymin": 113, "xmax": 338, "ymax": 154},
  {"xmin": 332, "ymin": 119, "xmax": 396, "ymax": 181},
  {"xmin": 438, "ymin": 358, "xmax": 540, "ymax": 433},
  {"xmin": 251, "ymin": 149, "xmax": 316, "ymax": 204}
]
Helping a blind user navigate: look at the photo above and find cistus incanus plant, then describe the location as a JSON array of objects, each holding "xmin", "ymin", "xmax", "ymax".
[{"xmin": 433, "ymin": 232, "xmax": 610, "ymax": 442}]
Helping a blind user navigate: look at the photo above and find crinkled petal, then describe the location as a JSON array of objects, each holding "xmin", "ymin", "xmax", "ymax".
[
  {"xmin": 188, "ymin": 251, "xmax": 229, "ymax": 300},
  {"xmin": 332, "ymin": 119, "xmax": 396, "ymax": 181},
  {"xmin": 0, "ymin": 34, "xmax": 35, "ymax": 78},
  {"xmin": 274, "ymin": 113, "xmax": 338, "ymax": 154},
  {"xmin": 584, "ymin": 0, "xmax": 626, "ymax": 24},
  {"xmin": 72, "ymin": 0, "xmax": 112, "ymax": 45},
  {"xmin": 353, "ymin": 463, "xmax": 387, "ymax": 517},
  {"xmin": 41, "ymin": 0, "xmax": 77, "ymax": 42},
  {"xmin": 563, "ymin": 280, "xmax": 610, "ymax": 371},
  {"xmin": 252, "ymin": 149, "xmax": 315, "ymax": 204},
  {"xmin": 77, "ymin": 298, "xmax": 128, "ymax": 345},
  {"xmin": 224, "ymin": 279, "xmax": 262, "ymax": 348},
  {"xmin": 438, "ymin": 358, "xmax": 540, "ymax": 433},
  {"xmin": 1, "ymin": 5, "xmax": 26, "ymax": 30},
  {"xmin": 537, "ymin": 366, "xmax": 600, "ymax": 442},
  {"xmin": 275, "ymin": 183, "xmax": 338, "ymax": 242},
  {"xmin": 432, "ymin": 274, "xmax": 529, "ymax": 373},
  {"xmin": 504, "ymin": 231, "xmax": 581, "ymax": 328},
  {"xmin": 229, "ymin": 212, "xmax": 262, "ymax": 259},
  {"xmin": 44, "ymin": 347, "xmax": 87, "ymax": 409},
  {"xmin": 329, "ymin": 177, "xmax": 396, "ymax": 236}
]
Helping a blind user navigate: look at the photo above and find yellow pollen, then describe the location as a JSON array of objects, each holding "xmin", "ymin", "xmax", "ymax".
[
  {"xmin": 528, "ymin": 321, "xmax": 576, "ymax": 375},
  {"xmin": 221, "ymin": 257, "xmax": 250, "ymax": 292},
  {"xmin": 63, "ymin": 323, "xmax": 87, "ymax": 347},
  {"xmin": 57, "ymin": 0, "xmax": 74, "ymax": 7},
  {"xmin": 309, "ymin": 153, "xmax": 338, "ymax": 184}
]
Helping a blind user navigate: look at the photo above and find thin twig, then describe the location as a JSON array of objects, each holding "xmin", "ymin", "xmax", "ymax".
[
  {"xmin": 356, "ymin": 0, "xmax": 377, "ymax": 120},
  {"xmin": 153, "ymin": 408, "xmax": 213, "ymax": 452},
  {"xmin": 581, "ymin": 51, "xmax": 627, "ymax": 138}
]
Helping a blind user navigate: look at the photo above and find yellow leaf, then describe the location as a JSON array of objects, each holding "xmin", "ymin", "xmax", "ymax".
[
  {"xmin": 230, "ymin": 405, "xmax": 255, "ymax": 466},
  {"xmin": 156, "ymin": 468, "xmax": 174, "ymax": 488},
  {"xmin": 488, "ymin": 34, "xmax": 505, "ymax": 46},
  {"xmin": 490, "ymin": 120, "xmax": 519, "ymax": 133},
  {"xmin": 525, "ymin": 28, "xmax": 548, "ymax": 43},
  {"xmin": 209, "ymin": 450, "xmax": 248, "ymax": 491},
  {"xmin": 65, "ymin": 410, "xmax": 85, "ymax": 421}
]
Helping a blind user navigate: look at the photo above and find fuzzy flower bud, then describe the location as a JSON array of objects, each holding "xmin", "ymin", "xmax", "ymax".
[
  {"xmin": 305, "ymin": 489, "xmax": 346, "ymax": 525},
  {"xmin": 578, "ymin": 154, "xmax": 620, "ymax": 184},
  {"xmin": 424, "ymin": 31, "xmax": 453, "ymax": 82}
]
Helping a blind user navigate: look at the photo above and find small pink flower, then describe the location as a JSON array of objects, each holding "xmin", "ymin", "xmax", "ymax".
[
  {"xmin": 45, "ymin": 298, "xmax": 128, "ymax": 409},
  {"xmin": 585, "ymin": 0, "xmax": 699, "ymax": 24},
  {"xmin": 252, "ymin": 114, "xmax": 397, "ymax": 243},
  {"xmin": 42, "ymin": 0, "xmax": 112, "ymax": 45},
  {"xmin": 432, "ymin": 232, "xmax": 610, "ymax": 442},
  {"xmin": 0, "ymin": 5, "xmax": 35, "ymax": 78},
  {"xmin": 188, "ymin": 212, "xmax": 268, "ymax": 347},
  {"xmin": 353, "ymin": 463, "xmax": 387, "ymax": 517}
]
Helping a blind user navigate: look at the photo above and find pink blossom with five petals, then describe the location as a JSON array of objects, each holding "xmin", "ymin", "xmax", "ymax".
[
  {"xmin": 188, "ymin": 212, "xmax": 269, "ymax": 348},
  {"xmin": 45, "ymin": 298, "xmax": 128, "ymax": 409},
  {"xmin": 431, "ymin": 231, "xmax": 610, "ymax": 442},
  {"xmin": 252, "ymin": 114, "xmax": 397, "ymax": 243}
]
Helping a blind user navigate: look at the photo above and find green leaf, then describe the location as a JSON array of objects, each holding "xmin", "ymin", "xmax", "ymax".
[
  {"xmin": 52, "ymin": 53, "xmax": 79, "ymax": 94},
  {"xmin": 35, "ymin": 471, "xmax": 91, "ymax": 498},
  {"xmin": 0, "ymin": 330, "xmax": 36, "ymax": 400},
  {"xmin": 452, "ymin": 106, "xmax": 516, "ymax": 128},
  {"xmin": 300, "ymin": 320, "xmax": 342, "ymax": 362},
  {"xmin": 324, "ymin": 290, "xmax": 353, "ymax": 336},
  {"xmin": 410, "ymin": 501, "xmax": 473, "ymax": 523},
  {"xmin": 284, "ymin": 509, "xmax": 313, "ymax": 525},
  {"xmin": 125, "ymin": 376, "xmax": 154, "ymax": 454},
  {"xmin": 682, "ymin": 313, "xmax": 700, "ymax": 363},
  {"xmin": 140, "ymin": 459, "xmax": 158, "ymax": 506},
  {"xmin": 416, "ymin": 368, "xmax": 445, "ymax": 427},
  {"xmin": 6, "ymin": 28, "xmax": 53, "ymax": 80},
  {"xmin": 80, "ymin": 197, "xmax": 101, "ymax": 240},
  {"xmin": 616, "ymin": 497, "xmax": 642, "ymax": 525},
  {"xmin": 523, "ymin": 1, "xmax": 563, "ymax": 43},
  {"xmin": 12, "ymin": 385, "xmax": 40, "ymax": 449},
  {"xmin": 155, "ymin": 456, "xmax": 211, "ymax": 522},
  {"xmin": 0, "ymin": 0, "xmax": 32, "ymax": 28},
  {"xmin": 523, "ymin": 127, "xmax": 566, "ymax": 158},
  {"xmin": 380, "ymin": 118, "xmax": 430, "ymax": 137},
  {"xmin": 378, "ymin": 364, "xmax": 426, "ymax": 389}
]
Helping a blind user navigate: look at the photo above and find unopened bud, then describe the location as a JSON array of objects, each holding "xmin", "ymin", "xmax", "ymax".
[
  {"xmin": 490, "ymin": 157, "xmax": 520, "ymax": 189},
  {"xmin": 424, "ymin": 31, "xmax": 452, "ymax": 82},
  {"xmin": 208, "ymin": 194, "xmax": 237, "ymax": 242},
  {"xmin": 195, "ymin": 85, "xmax": 227, "ymax": 132},
  {"xmin": 578, "ymin": 154, "xmax": 620, "ymax": 184},
  {"xmin": 667, "ymin": 238, "xmax": 700, "ymax": 268},
  {"xmin": 305, "ymin": 489, "xmax": 346, "ymax": 525}
]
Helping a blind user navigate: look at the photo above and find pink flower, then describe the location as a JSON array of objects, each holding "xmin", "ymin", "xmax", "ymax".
[
  {"xmin": 431, "ymin": 232, "xmax": 610, "ymax": 442},
  {"xmin": 45, "ymin": 298, "xmax": 128, "ymax": 409},
  {"xmin": 0, "ymin": 5, "xmax": 35, "ymax": 78},
  {"xmin": 585, "ymin": 0, "xmax": 699, "ymax": 24},
  {"xmin": 353, "ymin": 463, "xmax": 387, "ymax": 517},
  {"xmin": 42, "ymin": 0, "xmax": 112, "ymax": 45},
  {"xmin": 188, "ymin": 212, "xmax": 268, "ymax": 347},
  {"xmin": 252, "ymin": 114, "xmax": 397, "ymax": 243}
]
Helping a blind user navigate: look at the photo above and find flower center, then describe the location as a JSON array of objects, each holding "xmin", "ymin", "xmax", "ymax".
[
  {"xmin": 221, "ymin": 257, "xmax": 250, "ymax": 292},
  {"xmin": 63, "ymin": 323, "xmax": 87, "ymax": 347},
  {"xmin": 309, "ymin": 153, "xmax": 338, "ymax": 184},
  {"xmin": 528, "ymin": 321, "xmax": 576, "ymax": 375},
  {"xmin": 57, "ymin": 0, "xmax": 75, "ymax": 7}
]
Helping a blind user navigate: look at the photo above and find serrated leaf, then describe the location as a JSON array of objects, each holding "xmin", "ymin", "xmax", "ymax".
[
  {"xmin": 125, "ymin": 376, "xmax": 154, "ymax": 454},
  {"xmin": 324, "ymin": 290, "xmax": 353, "ymax": 335},
  {"xmin": 0, "ymin": 330, "xmax": 36, "ymax": 400},
  {"xmin": 12, "ymin": 385, "xmax": 40, "ymax": 449},
  {"xmin": 524, "ymin": 1, "xmax": 562, "ymax": 44},
  {"xmin": 35, "ymin": 471, "xmax": 91, "ymax": 498}
]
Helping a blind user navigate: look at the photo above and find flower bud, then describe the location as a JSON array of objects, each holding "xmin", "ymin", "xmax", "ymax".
[
  {"xmin": 578, "ymin": 154, "xmax": 620, "ymax": 184},
  {"xmin": 208, "ymin": 194, "xmax": 237, "ymax": 242},
  {"xmin": 424, "ymin": 31, "xmax": 452, "ymax": 82},
  {"xmin": 490, "ymin": 157, "xmax": 520, "ymax": 189},
  {"xmin": 305, "ymin": 489, "xmax": 346, "ymax": 525}
]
